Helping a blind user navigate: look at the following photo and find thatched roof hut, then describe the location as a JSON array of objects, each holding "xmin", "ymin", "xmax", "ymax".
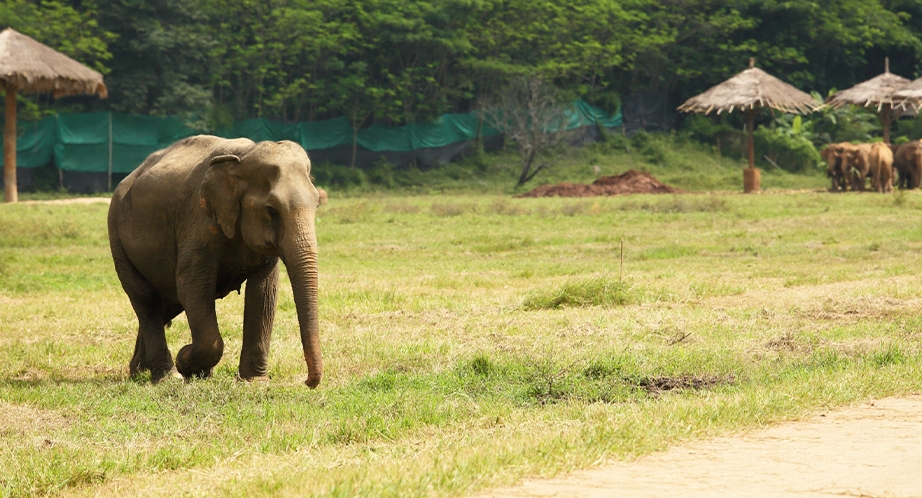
[
  {"xmin": 0, "ymin": 28, "xmax": 106, "ymax": 203},
  {"xmin": 824, "ymin": 58, "xmax": 909, "ymax": 144},
  {"xmin": 678, "ymin": 59, "xmax": 817, "ymax": 191},
  {"xmin": 0, "ymin": 28, "xmax": 107, "ymax": 98},
  {"xmin": 893, "ymin": 77, "xmax": 922, "ymax": 110},
  {"xmin": 678, "ymin": 64, "xmax": 816, "ymax": 115}
]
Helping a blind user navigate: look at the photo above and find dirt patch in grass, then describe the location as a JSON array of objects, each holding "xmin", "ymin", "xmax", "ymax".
[
  {"xmin": 0, "ymin": 402, "xmax": 73, "ymax": 447},
  {"xmin": 516, "ymin": 170, "xmax": 681, "ymax": 198},
  {"xmin": 629, "ymin": 374, "xmax": 734, "ymax": 395},
  {"xmin": 478, "ymin": 395, "xmax": 922, "ymax": 497}
]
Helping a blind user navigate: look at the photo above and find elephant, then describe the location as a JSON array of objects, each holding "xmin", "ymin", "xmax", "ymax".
[
  {"xmin": 108, "ymin": 135, "xmax": 323, "ymax": 387},
  {"xmin": 839, "ymin": 143, "xmax": 873, "ymax": 191},
  {"xmin": 868, "ymin": 143, "xmax": 894, "ymax": 193},
  {"xmin": 821, "ymin": 142, "xmax": 851, "ymax": 192},
  {"xmin": 893, "ymin": 141, "xmax": 922, "ymax": 190}
]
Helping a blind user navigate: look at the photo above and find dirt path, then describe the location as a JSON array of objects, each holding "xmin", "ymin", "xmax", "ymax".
[{"xmin": 478, "ymin": 395, "xmax": 922, "ymax": 497}]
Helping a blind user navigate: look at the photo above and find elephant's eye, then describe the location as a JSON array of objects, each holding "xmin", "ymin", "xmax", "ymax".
[{"xmin": 266, "ymin": 206, "xmax": 280, "ymax": 219}]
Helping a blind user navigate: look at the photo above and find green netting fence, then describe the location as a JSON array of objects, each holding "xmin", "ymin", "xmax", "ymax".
[{"xmin": 2, "ymin": 99, "xmax": 621, "ymax": 175}]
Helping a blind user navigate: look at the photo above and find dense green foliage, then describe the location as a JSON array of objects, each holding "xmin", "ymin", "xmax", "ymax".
[{"xmin": 8, "ymin": 0, "xmax": 922, "ymax": 129}]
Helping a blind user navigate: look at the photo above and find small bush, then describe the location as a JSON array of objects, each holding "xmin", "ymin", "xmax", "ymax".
[
  {"xmin": 366, "ymin": 158, "xmax": 396, "ymax": 188},
  {"xmin": 311, "ymin": 162, "xmax": 366, "ymax": 189},
  {"xmin": 522, "ymin": 277, "xmax": 631, "ymax": 310},
  {"xmin": 754, "ymin": 127, "xmax": 821, "ymax": 172}
]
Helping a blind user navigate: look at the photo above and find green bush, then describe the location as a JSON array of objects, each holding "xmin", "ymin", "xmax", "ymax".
[
  {"xmin": 365, "ymin": 158, "xmax": 396, "ymax": 188},
  {"xmin": 753, "ymin": 127, "xmax": 821, "ymax": 172},
  {"xmin": 311, "ymin": 162, "xmax": 366, "ymax": 189}
]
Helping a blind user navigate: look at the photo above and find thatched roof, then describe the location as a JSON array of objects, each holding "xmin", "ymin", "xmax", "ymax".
[
  {"xmin": 678, "ymin": 65, "xmax": 817, "ymax": 115},
  {"xmin": 893, "ymin": 77, "xmax": 922, "ymax": 110},
  {"xmin": 825, "ymin": 68, "xmax": 909, "ymax": 111},
  {"xmin": 0, "ymin": 28, "xmax": 107, "ymax": 98}
]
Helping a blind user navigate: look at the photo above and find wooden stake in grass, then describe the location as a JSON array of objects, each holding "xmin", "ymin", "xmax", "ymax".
[{"xmin": 620, "ymin": 237, "xmax": 624, "ymax": 286}]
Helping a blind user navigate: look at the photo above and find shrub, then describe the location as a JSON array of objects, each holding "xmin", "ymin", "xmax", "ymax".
[
  {"xmin": 753, "ymin": 127, "xmax": 821, "ymax": 172},
  {"xmin": 311, "ymin": 162, "xmax": 366, "ymax": 189}
]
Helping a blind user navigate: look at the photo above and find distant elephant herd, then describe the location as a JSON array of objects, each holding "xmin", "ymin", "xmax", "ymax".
[{"xmin": 822, "ymin": 141, "xmax": 922, "ymax": 193}]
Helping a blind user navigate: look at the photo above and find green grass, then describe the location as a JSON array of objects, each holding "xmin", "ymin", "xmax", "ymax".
[{"xmin": 3, "ymin": 161, "xmax": 922, "ymax": 496}]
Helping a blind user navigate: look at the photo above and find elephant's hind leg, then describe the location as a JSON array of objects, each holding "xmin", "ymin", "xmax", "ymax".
[{"xmin": 111, "ymin": 238, "xmax": 176, "ymax": 382}]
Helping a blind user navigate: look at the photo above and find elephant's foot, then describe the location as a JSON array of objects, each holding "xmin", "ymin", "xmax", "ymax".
[
  {"xmin": 129, "ymin": 355, "xmax": 148, "ymax": 378},
  {"xmin": 151, "ymin": 366, "xmax": 183, "ymax": 384},
  {"xmin": 237, "ymin": 372, "xmax": 269, "ymax": 383},
  {"xmin": 175, "ymin": 344, "xmax": 219, "ymax": 379}
]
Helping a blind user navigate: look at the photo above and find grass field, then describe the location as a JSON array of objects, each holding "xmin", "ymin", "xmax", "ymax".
[{"xmin": 3, "ymin": 158, "xmax": 922, "ymax": 496}]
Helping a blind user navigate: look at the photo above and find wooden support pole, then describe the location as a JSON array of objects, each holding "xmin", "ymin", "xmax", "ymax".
[
  {"xmin": 747, "ymin": 109, "xmax": 755, "ymax": 170},
  {"xmin": 744, "ymin": 108, "xmax": 760, "ymax": 193},
  {"xmin": 882, "ymin": 104, "xmax": 892, "ymax": 145},
  {"xmin": 4, "ymin": 86, "xmax": 16, "ymax": 203}
]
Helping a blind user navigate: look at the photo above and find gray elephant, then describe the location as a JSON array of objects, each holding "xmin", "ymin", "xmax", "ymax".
[
  {"xmin": 893, "ymin": 141, "xmax": 922, "ymax": 189},
  {"xmin": 821, "ymin": 142, "xmax": 851, "ymax": 192},
  {"xmin": 840, "ymin": 143, "xmax": 873, "ymax": 191},
  {"xmin": 108, "ymin": 135, "xmax": 323, "ymax": 387}
]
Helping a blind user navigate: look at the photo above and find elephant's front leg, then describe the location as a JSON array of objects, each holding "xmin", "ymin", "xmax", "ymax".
[
  {"xmin": 175, "ymin": 266, "xmax": 224, "ymax": 379},
  {"xmin": 238, "ymin": 263, "xmax": 280, "ymax": 381}
]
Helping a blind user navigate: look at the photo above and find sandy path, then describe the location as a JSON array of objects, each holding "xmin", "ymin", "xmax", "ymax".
[{"xmin": 478, "ymin": 395, "xmax": 922, "ymax": 497}]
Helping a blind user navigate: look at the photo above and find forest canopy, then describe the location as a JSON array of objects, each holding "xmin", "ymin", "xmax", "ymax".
[{"xmin": 5, "ymin": 0, "xmax": 922, "ymax": 130}]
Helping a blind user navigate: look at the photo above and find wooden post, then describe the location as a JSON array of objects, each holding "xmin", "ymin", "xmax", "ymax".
[
  {"xmin": 883, "ymin": 58, "xmax": 892, "ymax": 145},
  {"xmin": 3, "ymin": 86, "xmax": 16, "ymax": 203},
  {"xmin": 107, "ymin": 111, "xmax": 113, "ymax": 191},
  {"xmin": 881, "ymin": 103, "xmax": 892, "ymax": 144},
  {"xmin": 744, "ymin": 107, "xmax": 760, "ymax": 193},
  {"xmin": 746, "ymin": 109, "xmax": 755, "ymax": 170}
]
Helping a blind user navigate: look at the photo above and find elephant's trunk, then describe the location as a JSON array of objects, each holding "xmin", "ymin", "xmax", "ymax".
[{"xmin": 280, "ymin": 209, "xmax": 322, "ymax": 388}]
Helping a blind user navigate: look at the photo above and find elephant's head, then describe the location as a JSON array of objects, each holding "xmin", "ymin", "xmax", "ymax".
[{"xmin": 201, "ymin": 140, "xmax": 323, "ymax": 388}]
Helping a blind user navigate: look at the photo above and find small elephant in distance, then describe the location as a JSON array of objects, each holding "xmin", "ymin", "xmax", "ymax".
[
  {"xmin": 108, "ymin": 135, "xmax": 323, "ymax": 387},
  {"xmin": 821, "ymin": 142, "xmax": 851, "ymax": 192},
  {"xmin": 839, "ymin": 143, "xmax": 873, "ymax": 191},
  {"xmin": 868, "ymin": 143, "xmax": 894, "ymax": 193},
  {"xmin": 893, "ymin": 140, "xmax": 922, "ymax": 190}
]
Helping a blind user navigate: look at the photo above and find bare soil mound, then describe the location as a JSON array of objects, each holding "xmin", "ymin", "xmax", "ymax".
[{"xmin": 516, "ymin": 170, "xmax": 681, "ymax": 198}]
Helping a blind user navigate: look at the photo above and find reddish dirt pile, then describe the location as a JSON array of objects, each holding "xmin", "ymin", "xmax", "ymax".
[{"xmin": 516, "ymin": 170, "xmax": 681, "ymax": 198}]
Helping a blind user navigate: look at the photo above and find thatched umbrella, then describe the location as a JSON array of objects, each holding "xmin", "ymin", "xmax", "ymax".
[
  {"xmin": 892, "ymin": 72, "xmax": 922, "ymax": 112},
  {"xmin": 824, "ymin": 58, "xmax": 909, "ymax": 144},
  {"xmin": 678, "ymin": 58, "xmax": 818, "ymax": 192},
  {"xmin": 0, "ymin": 28, "xmax": 107, "ymax": 203}
]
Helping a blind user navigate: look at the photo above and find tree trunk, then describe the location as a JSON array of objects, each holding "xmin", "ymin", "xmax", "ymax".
[{"xmin": 4, "ymin": 87, "xmax": 16, "ymax": 203}]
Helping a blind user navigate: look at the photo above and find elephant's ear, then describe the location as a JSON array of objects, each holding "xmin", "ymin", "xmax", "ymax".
[{"xmin": 201, "ymin": 154, "xmax": 242, "ymax": 239}]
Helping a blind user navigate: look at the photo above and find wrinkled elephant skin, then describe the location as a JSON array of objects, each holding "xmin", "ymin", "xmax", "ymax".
[{"xmin": 108, "ymin": 135, "xmax": 323, "ymax": 387}]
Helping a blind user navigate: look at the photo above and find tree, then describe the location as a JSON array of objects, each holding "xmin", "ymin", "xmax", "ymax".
[
  {"xmin": 481, "ymin": 76, "xmax": 570, "ymax": 187},
  {"xmin": 95, "ymin": 0, "xmax": 215, "ymax": 126},
  {"xmin": 0, "ymin": 0, "xmax": 113, "ymax": 119}
]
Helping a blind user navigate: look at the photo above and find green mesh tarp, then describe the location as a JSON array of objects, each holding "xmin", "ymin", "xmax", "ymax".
[
  {"xmin": 55, "ymin": 113, "xmax": 196, "ymax": 173},
  {"xmin": 297, "ymin": 116, "xmax": 353, "ymax": 151},
  {"xmin": 223, "ymin": 100, "xmax": 614, "ymax": 153},
  {"xmin": 219, "ymin": 118, "xmax": 299, "ymax": 143},
  {"xmin": 0, "ymin": 115, "xmax": 56, "ymax": 168},
  {"xmin": 112, "ymin": 114, "xmax": 197, "ymax": 173},
  {"xmin": 4, "ymin": 99, "xmax": 621, "ymax": 174}
]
